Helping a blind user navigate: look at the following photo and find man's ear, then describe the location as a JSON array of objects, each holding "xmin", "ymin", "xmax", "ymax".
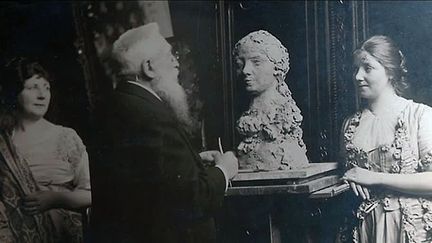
[{"xmin": 141, "ymin": 59, "xmax": 157, "ymax": 79}]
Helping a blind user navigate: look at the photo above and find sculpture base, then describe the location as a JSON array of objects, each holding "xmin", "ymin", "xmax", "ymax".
[{"xmin": 227, "ymin": 162, "xmax": 339, "ymax": 195}]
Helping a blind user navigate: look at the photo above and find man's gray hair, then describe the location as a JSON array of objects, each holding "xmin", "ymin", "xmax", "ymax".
[{"xmin": 112, "ymin": 22, "xmax": 166, "ymax": 77}]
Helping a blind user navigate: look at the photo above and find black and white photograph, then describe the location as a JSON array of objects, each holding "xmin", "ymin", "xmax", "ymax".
[{"xmin": 1, "ymin": 1, "xmax": 432, "ymax": 243}]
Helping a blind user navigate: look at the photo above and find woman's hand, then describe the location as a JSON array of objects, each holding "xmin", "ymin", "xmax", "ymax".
[
  {"xmin": 343, "ymin": 166, "xmax": 382, "ymax": 200},
  {"xmin": 21, "ymin": 191, "xmax": 61, "ymax": 215},
  {"xmin": 343, "ymin": 166, "xmax": 380, "ymax": 186},
  {"xmin": 347, "ymin": 181, "xmax": 370, "ymax": 200}
]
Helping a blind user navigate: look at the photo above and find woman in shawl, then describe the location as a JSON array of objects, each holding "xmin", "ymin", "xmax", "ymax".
[{"xmin": 0, "ymin": 57, "xmax": 91, "ymax": 242}]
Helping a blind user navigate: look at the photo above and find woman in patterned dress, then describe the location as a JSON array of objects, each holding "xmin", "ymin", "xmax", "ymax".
[
  {"xmin": 0, "ymin": 58, "xmax": 91, "ymax": 242},
  {"xmin": 342, "ymin": 35, "xmax": 432, "ymax": 243}
]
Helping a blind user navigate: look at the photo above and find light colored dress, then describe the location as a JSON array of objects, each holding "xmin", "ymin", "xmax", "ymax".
[
  {"xmin": 14, "ymin": 124, "xmax": 90, "ymax": 242},
  {"xmin": 342, "ymin": 96, "xmax": 432, "ymax": 243}
]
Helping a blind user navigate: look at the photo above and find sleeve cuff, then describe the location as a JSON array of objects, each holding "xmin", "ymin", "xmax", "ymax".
[{"xmin": 215, "ymin": 165, "xmax": 229, "ymax": 191}]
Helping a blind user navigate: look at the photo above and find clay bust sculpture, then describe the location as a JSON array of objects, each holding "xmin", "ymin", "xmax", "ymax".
[{"xmin": 234, "ymin": 30, "xmax": 309, "ymax": 170}]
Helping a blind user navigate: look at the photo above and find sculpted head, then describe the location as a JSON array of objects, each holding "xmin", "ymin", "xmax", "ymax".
[{"xmin": 233, "ymin": 30, "xmax": 290, "ymax": 95}]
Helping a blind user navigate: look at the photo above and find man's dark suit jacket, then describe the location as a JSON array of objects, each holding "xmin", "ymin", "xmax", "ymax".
[{"xmin": 90, "ymin": 82, "xmax": 227, "ymax": 243}]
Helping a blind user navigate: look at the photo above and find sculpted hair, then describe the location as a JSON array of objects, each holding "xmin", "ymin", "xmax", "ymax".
[
  {"xmin": 353, "ymin": 35, "xmax": 408, "ymax": 95},
  {"xmin": 0, "ymin": 57, "xmax": 51, "ymax": 133}
]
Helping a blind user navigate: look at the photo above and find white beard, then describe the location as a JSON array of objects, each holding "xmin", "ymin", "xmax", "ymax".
[{"xmin": 151, "ymin": 75, "xmax": 194, "ymax": 133}]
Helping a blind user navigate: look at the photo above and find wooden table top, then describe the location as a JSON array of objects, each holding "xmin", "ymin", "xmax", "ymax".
[{"xmin": 226, "ymin": 162, "xmax": 343, "ymax": 196}]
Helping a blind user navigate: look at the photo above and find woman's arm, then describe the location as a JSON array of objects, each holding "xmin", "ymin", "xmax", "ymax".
[
  {"xmin": 56, "ymin": 189, "xmax": 91, "ymax": 209},
  {"xmin": 343, "ymin": 166, "xmax": 432, "ymax": 196},
  {"xmin": 22, "ymin": 189, "xmax": 91, "ymax": 215},
  {"xmin": 379, "ymin": 171, "xmax": 432, "ymax": 195}
]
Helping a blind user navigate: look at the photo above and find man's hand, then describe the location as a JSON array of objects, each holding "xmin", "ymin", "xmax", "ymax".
[
  {"xmin": 215, "ymin": 151, "xmax": 238, "ymax": 179},
  {"xmin": 199, "ymin": 150, "xmax": 222, "ymax": 163}
]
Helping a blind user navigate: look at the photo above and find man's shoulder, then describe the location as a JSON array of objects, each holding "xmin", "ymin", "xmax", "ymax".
[{"xmin": 101, "ymin": 89, "xmax": 171, "ymax": 123}]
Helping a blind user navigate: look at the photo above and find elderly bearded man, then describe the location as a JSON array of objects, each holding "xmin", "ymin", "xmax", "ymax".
[{"xmin": 90, "ymin": 23, "xmax": 238, "ymax": 243}]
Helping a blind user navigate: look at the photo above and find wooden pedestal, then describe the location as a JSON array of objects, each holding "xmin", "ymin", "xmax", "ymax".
[
  {"xmin": 227, "ymin": 162, "xmax": 340, "ymax": 196},
  {"xmin": 221, "ymin": 162, "xmax": 347, "ymax": 243}
]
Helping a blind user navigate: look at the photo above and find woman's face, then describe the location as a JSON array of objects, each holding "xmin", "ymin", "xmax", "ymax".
[
  {"xmin": 18, "ymin": 75, "xmax": 51, "ymax": 120},
  {"xmin": 354, "ymin": 52, "xmax": 393, "ymax": 100}
]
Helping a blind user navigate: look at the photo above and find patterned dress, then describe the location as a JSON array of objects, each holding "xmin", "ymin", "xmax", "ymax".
[
  {"xmin": 342, "ymin": 96, "xmax": 432, "ymax": 243},
  {"xmin": 0, "ymin": 124, "xmax": 90, "ymax": 243}
]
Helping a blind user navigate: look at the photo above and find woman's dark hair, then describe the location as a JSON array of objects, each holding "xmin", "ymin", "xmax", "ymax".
[
  {"xmin": 0, "ymin": 57, "xmax": 51, "ymax": 133},
  {"xmin": 353, "ymin": 35, "xmax": 409, "ymax": 95}
]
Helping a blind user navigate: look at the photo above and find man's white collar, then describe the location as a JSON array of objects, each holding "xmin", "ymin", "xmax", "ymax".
[{"xmin": 127, "ymin": 81, "xmax": 162, "ymax": 101}]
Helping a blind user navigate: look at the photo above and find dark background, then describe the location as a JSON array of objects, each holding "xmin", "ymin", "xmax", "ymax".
[
  {"xmin": 367, "ymin": 1, "xmax": 432, "ymax": 106},
  {"xmin": 0, "ymin": 2, "xmax": 90, "ymax": 139},
  {"xmin": 3, "ymin": 1, "xmax": 432, "ymax": 243},
  {"xmin": 2, "ymin": 0, "xmax": 432, "ymax": 163},
  {"xmin": 230, "ymin": 1, "xmax": 309, "ymax": 143}
]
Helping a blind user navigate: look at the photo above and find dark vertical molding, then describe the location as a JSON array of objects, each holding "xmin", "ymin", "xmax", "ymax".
[
  {"xmin": 328, "ymin": 0, "xmax": 355, "ymax": 160},
  {"xmin": 227, "ymin": 4, "xmax": 236, "ymax": 149},
  {"xmin": 364, "ymin": 1, "xmax": 369, "ymax": 37},
  {"xmin": 324, "ymin": 1, "xmax": 333, "ymax": 160},
  {"xmin": 351, "ymin": 1, "xmax": 359, "ymax": 51},
  {"xmin": 304, "ymin": 0, "xmax": 360, "ymax": 162},
  {"xmin": 314, "ymin": 1, "xmax": 322, "ymax": 162},
  {"xmin": 305, "ymin": 0, "xmax": 321, "ymax": 162},
  {"xmin": 352, "ymin": 1, "xmax": 360, "ymax": 109},
  {"xmin": 315, "ymin": 0, "xmax": 332, "ymax": 162},
  {"xmin": 327, "ymin": 1, "xmax": 336, "ymax": 160},
  {"xmin": 305, "ymin": 0, "xmax": 328, "ymax": 162},
  {"xmin": 314, "ymin": 1, "xmax": 320, "ymax": 116},
  {"xmin": 351, "ymin": 1, "xmax": 367, "ymax": 49},
  {"xmin": 72, "ymin": 2, "xmax": 106, "ymax": 117},
  {"xmin": 351, "ymin": 0, "xmax": 368, "ymax": 109},
  {"xmin": 305, "ymin": 0, "xmax": 313, "ymax": 161},
  {"xmin": 216, "ymin": 0, "xmax": 235, "ymax": 149},
  {"xmin": 361, "ymin": 0, "xmax": 368, "ymax": 39}
]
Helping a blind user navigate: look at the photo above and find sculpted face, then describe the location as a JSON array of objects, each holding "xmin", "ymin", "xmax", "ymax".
[
  {"xmin": 234, "ymin": 30, "xmax": 290, "ymax": 96},
  {"xmin": 235, "ymin": 45, "xmax": 277, "ymax": 95}
]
